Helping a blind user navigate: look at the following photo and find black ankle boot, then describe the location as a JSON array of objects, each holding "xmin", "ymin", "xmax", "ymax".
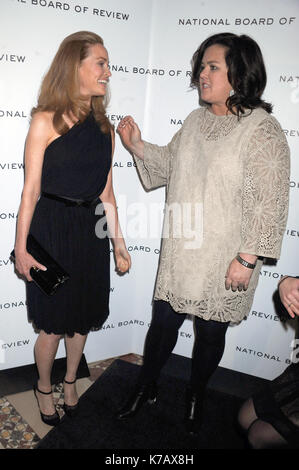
[
  {"xmin": 185, "ymin": 387, "xmax": 204, "ymax": 435},
  {"xmin": 117, "ymin": 382, "xmax": 157, "ymax": 420}
]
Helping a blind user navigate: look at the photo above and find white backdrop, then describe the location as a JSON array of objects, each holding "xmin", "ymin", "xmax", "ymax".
[{"xmin": 0, "ymin": 0, "xmax": 298, "ymax": 380}]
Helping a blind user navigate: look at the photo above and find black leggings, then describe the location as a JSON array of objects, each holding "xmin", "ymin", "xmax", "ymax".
[{"xmin": 138, "ymin": 300, "xmax": 229, "ymax": 394}]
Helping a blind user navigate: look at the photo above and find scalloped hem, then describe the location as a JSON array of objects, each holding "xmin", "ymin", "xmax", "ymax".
[
  {"xmin": 154, "ymin": 290, "xmax": 248, "ymax": 324},
  {"xmin": 30, "ymin": 315, "xmax": 109, "ymax": 338}
]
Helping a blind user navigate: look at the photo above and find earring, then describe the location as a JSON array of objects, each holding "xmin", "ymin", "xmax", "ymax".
[{"xmin": 229, "ymin": 89, "xmax": 235, "ymax": 97}]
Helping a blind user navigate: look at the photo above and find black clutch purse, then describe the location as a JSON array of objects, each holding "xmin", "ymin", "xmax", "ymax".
[{"xmin": 11, "ymin": 234, "xmax": 70, "ymax": 296}]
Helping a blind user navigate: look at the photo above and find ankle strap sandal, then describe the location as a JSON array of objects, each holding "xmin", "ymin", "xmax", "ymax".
[
  {"xmin": 63, "ymin": 378, "xmax": 79, "ymax": 417},
  {"xmin": 33, "ymin": 383, "xmax": 60, "ymax": 427}
]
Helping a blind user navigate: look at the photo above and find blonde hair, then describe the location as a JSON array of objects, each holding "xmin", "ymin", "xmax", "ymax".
[{"xmin": 32, "ymin": 31, "xmax": 112, "ymax": 134}]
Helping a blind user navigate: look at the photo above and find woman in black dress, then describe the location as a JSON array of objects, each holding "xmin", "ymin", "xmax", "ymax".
[
  {"xmin": 13, "ymin": 31, "xmax": 131, "ymax": 426},
  {"xmin": 238, "ymin": 276, "xmax": 299, "ymax": 448}
]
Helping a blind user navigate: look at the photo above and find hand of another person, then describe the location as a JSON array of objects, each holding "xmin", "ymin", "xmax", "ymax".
[
  {"xmin": 279, "ymin": 277, "xmax": 299, "ymax": 319},
  {"xmin": 114, "ymin": 245, "xmax": 131, "ymax": 274},
  {"xmin": 117, "ymin": 116, "xmax": 144, "ymax": 158},
  {"xmin": 225, "ymin": 257, "xmax": 255, "ymax": 292},
  {"xmin": 14, "ymin": 250, "xmax": 47, "ymax": 282}
]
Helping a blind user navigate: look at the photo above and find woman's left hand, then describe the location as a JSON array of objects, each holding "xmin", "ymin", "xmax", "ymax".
[
  {"xmin": 225, "ymin": 256, "xmax": 256, "ymax": 291},
  {"xmin": 114, "ymin": 246, "xmax": 131, "ymax": 274}
]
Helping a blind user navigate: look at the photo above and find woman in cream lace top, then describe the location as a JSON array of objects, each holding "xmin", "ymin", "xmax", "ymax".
[{"xmin": 117, "ymin": 32, "xmax": 290, "ymax": 435}]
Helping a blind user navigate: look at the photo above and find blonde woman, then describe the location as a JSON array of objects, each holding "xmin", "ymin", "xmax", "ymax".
[{"xmin": 14, "ymin": 31, "xmax": 131, "ymax": 426}]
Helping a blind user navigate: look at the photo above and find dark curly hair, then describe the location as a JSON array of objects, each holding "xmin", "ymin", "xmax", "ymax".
[{"xmin": 191, "ymin": 32, "xmax": 272, "ymax": 116}]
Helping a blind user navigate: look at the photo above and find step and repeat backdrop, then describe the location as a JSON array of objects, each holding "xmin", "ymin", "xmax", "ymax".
[{"xmin": 1, "ymin": 0, "xmax": 298, "ymax": 380}]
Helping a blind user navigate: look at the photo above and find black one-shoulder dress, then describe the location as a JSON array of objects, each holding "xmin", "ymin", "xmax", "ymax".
[{"xmin": 26, "ymin": 113, "xmax": 112, "ymax": 336}]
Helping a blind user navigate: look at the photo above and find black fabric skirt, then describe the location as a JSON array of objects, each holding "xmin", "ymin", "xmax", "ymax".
[
  {"xmin": 26, "ymin": 195, "xmax": 110, "ymax": 336},
  {"xmin": 253, "ymin": 362, "xmax": 299, "ymax": 448}
]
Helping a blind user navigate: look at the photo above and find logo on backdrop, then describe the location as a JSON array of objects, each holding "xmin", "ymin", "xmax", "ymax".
[
  {"xmin": 100, "ymin": 319, "xmax": 149, "ymax": 331},
  {"xmin": 177, "ymin": 16, "xmax": 296, "ymax": 26},
  {"xmin": 127, "ymin": 246, "xmax": 160, "ymax": 255},
  {"xmin": 20, "ymin": 1, "xmax": 130, "ymax": 20},
  {"xmin": 107, "ymin": 114, "xmax": 124, "ymax": 123},
  {"xmin": 259, "ymin": 269, "xmax": 286, "ymax": 281},
  {"xmin": 0, "ymin": 300, "xmax": 26, "ymax": 310},
  {"xmin": 250, "ymin": 310, "xmax": 281, "ymax": 322},
  {"xmin": 236, "ymin": 345, "xmax": 292, "ymax": 364},
  {"xmin": 283, "ymin": 128, "xmax": 299, "ymax": 138},
  {"xmin": 280, "ymin": 75, "xmax": 299, "ymax": 85},
  {"xmin": 290, "ymin": 181, "xmax": 299, "ymax": 190},
  {"xmin": 0, "ymin": 163, "xmax": 24, "ymax": 170},
  {"xmin": 280, "ymin": 75, "xmax": 299, "ymax": 104},
  {"xmin": 170, "ymin": 118, "xmax": 185, "ymax": 126},
  {"xmin": 0, "ymin": 212, "xmax": 18, "ymax": 220},
  {"xmin": 1, "ymin": 339, "xmax": 30, "ymax": 349},
  {"xmin": 109, "ymin": 64, "xmax": 191, "ymax": 79},
  {"xmin": 0, "ymin": 340, "xmax": 4, "ymax": 363},
  {"xmin": 285, "ymin": 228, "xmax": 299, "ymax": 238},
  {"xmin": 0, "ymin": 110, "xmax": 27, "ymax": 118},
  {"xmin": 98, "ymin": 318, "xmax": 193, "ymax": 340},
  {"xmin": 112, "ymin": 161, "xmax": 136, "ymax": 168},
  {"xmin": 0, "ymin": 258, "xmax": 14, "ymax": 268},
  {"xmin": 0, "ymin": 339, "xmax": 31, "ymax": 363},
  {"xmin": 0, "ymin": 53, "xmax": 26, "ymax": 63}
]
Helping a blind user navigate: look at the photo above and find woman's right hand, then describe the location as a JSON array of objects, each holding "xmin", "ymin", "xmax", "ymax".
[
  {"xmin": 279, "ymin": 277, "xmax": 299, "ymax": 319},
  {"xmin": 117, "ymin": 116, "xmax": 144, "ymax": 158},
  {"xmin": 14, "ymin": 249, "xmax": 47, "ymax": 282}
]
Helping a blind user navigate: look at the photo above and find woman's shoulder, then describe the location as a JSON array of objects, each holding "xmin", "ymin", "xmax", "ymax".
[
  {"xmin": 180, "ymin": 107, "xmax": 203, "ymax": 129},
  {"xmin": 30, "ymin": 110, "xmax": 54, "ymax": 130},
  {"xmin": 28, "ymin": 111, "xmax": 56, "ymax": 144},
  {"xmin": 245, "ymin": 108, "xmax": 282, "ymax": 127},
  {"xmin": 246, "ymin": 108, "xmax": 286, "ymax": 138},
  {"xmin": 185, "ymin": 107, "xmax": 204, "ymax": 120}
]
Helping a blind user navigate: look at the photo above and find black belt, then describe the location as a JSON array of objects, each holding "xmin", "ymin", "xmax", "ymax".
[{"xmin": 41, "ymin": 192, "xmax": 100, "ymax": 207}]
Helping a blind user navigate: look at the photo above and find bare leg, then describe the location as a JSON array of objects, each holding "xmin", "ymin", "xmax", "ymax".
[
  {"xmin": 34, "ymin": 331, "xmax": 62, "ymax": 415},
  {"xmin": 64, "ymin": 333, "xmax": 87, "ymax": 406}
]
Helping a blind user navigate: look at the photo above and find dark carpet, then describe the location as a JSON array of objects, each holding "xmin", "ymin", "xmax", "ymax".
[{"xmin": 36, "ymin": 359, "xmax": 246, "ymax": 449}]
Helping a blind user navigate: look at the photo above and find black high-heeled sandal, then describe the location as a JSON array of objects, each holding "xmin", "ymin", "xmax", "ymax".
[
  {"xmin": 33, "ymin": 384, "xmax": 60, "ymax": 427},
  {"xmin": 63, "ymin": 378, "xmax": 79, "ymax": 417}
]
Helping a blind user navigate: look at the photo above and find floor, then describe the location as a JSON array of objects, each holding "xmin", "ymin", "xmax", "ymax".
[{"xmin": 0, "ymin": 354, "xmax": 142, "ymax": 449}]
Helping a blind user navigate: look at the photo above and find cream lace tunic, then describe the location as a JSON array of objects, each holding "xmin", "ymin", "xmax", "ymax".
[{"xmin": 134, "ymin": 107, "xmax": 290, "ymax": 323}]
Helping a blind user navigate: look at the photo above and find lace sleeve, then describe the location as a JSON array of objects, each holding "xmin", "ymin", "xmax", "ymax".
[
  {"xmin": 133, "ymin": 127, "xmax": 182, "ymax": 190},
  {"xmin": 239, "ymin": 117, "xmax": 290, "ymax": 259}
]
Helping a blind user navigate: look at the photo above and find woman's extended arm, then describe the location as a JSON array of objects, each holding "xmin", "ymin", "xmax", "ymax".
[
  {"xmin": 225, "ymin": 117, "xmax": 290, "ymax": 291},
  {"xmin": 14, "ymin": 113, "xmax": 53, "ymax": 280},
  {"xmin": 117, "ymin": 115, "xmax": 182, "ymax": 190},
  {"xmin": 99, "ymin": 130, "xmax": 131, "ymax": 273},
  {"xmin": 117, "ymin": 115, "xmax": 144, "ymax": 159}
]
